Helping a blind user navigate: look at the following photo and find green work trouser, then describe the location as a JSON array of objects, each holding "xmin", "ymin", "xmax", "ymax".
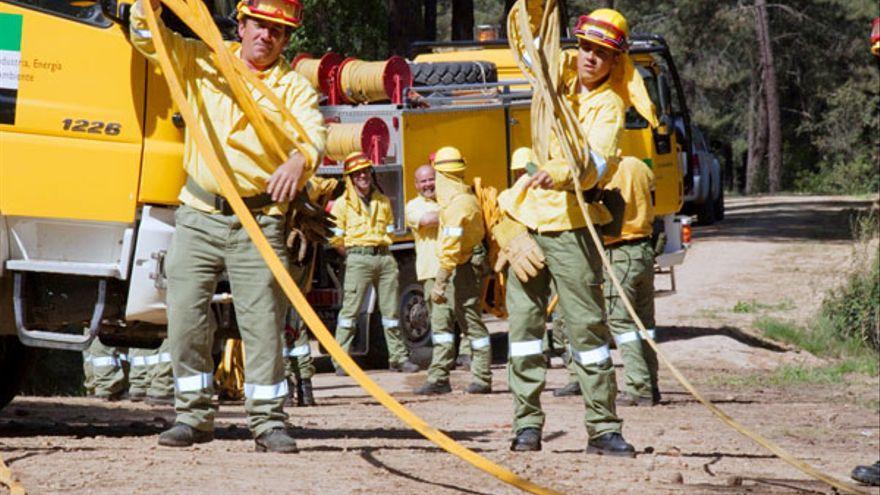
[
  {"xmin": 128, "ymin": 340, "xmax": 174, "ymax": 397},
  {"xmin": 426, "ymin": 262, "xmax": 491, "ymax": 387},
  {"xmin": 284, "ymin": 259, "xmax": 315, "ymax": 380},
  {"xmin": 284, "ymin": 324, "xmax": 314, "ymax": 380},
  {"xmin": 550, "ymin": 313, "xmax": 578, "ymax": 385},
  {"xmin": 424, "ymin": 279, "xmax": 471, "ymax": 360},
  {"xmin": 334, "ymin": 251, "xmax": 407, "ymax": 367},
  {"xmin": 84, "ymin": 332, "xmax": 127, "ymax": 397},
  {"xmin": 506, "ymin": 227, "xmax": 621, "ymax": 439},
  {"xmin": 165, "ymin": 205, "xmax": 289, "ymax": 436},
  {"xmin": 605, "ymin": 240, "xmax": 658, "ymax": 400}
]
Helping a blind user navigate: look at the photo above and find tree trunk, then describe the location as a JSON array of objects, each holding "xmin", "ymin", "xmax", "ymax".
[
  {"xmin": 499, "ymin": 0, "xmax": 517, "ymax": 38},
  {"xmin": 423, "ymin": 0, "xmax": 437, "ymax": 41},
  {"xmin": 387, "ymin": 0, "xmax": 424, "ymax": 56},
  {"xmin": 746, "ymin": 65, "xmax": 768, "ymax": 195},
  {"xmin": 451, "ymin": 0, "xmax": 474, "ymax": 41},
  {"xmin": 754, "ymin": 0, "xmax": 782, "ymax": 192}
]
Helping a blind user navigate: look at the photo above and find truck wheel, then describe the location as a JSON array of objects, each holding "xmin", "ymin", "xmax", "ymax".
[
  {"xmin": 714, "ymin": 178, "xmax": 725, "ymax": 222},
  {"xmin": 410, "ymin": 61, "xmax": 498, "ymax": 86},
  {"xmin": 0, "ymin": 276, "xmax": 34, "ymax": 410},
  {"xmin": 696, "ymin": 187, "xmax": 716, "ymax": 225}
]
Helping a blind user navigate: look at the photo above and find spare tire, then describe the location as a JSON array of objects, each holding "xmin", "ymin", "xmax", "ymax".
[{"xmin": 410, "ymin": 61, "xmax": 498, "ymax": 87}]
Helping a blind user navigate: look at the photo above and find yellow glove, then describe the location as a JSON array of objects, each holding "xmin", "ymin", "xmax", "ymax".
[
  {"xmin": 431, "ymin": 268, "xmax": 452, "ymax": 304},
  {"xmin": 490, "ymin": 215, "xmax": 545, "ymax": 282}
]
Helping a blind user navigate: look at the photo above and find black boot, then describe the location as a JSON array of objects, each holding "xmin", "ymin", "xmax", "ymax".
[
  {"xmin": 414, "ymin": 381, "xmax": 452, "ymax": 395},
  {"xmin": 255, "ymin": 428, "xmax": 299, "ymax": 453},
  {"xmin": 553, "ymin": 382, "xmax": 582, "ymax": 397},
  {"xmin": 510, "ymin": 428, "xmax": 542, "ymax": 451},
  {"xmin": 586, "ymin": 432, "xmax": 635, "ymax": 457},
  {"xmin": 158, "ymin": 423, "xmax": 214, "ymax": 447},
  {"xmin": 465, "ymin": 382, "xmax": 491, "ymax": 394},
  {"xmin": 852, "ymin": 460, "xmax": 880, "ymax": 486},
  {"xmin": 297, "ymin": 378, "xmax": 316, "ymax": 407}
]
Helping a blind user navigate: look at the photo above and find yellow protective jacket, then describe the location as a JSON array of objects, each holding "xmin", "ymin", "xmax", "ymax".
[
  {"xmin": 405, "ymin": 195, "xmax": 440, "ymax": 281},
  {"xmin": 435, "ymin": 172, "xmax": 485, "ymax": 272},
  {"xmin": 603, "ymin": 157, "xmax": 655, "ymax": 246},
  {"xmin": 129, "ymin": 0, "xmax": 327, "ymax": 215},
  {"xmin": 328, "ymin": 188, "xmax": 394, "ymax": 248},
  {"xmin": 497, "ymin": 76, "xmax": 625, "ymax": 233}
]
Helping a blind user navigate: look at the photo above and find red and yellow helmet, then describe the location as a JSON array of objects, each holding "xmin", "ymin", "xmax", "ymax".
[
  {"xmin": 343, "ymin": 151, "xmax": 373, "ymax": 175},
  {"xmin": 236, "ymin": 0, "xmax": 302, "ymax": 28},
  {"xmin": 574, "ymin": 8, "xmax": 629, "ymax": 52}
]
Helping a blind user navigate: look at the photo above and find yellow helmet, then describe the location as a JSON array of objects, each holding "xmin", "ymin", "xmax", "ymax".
[
  {"xmin": 574, "ymin": 8, "xmax": 629, "ymax": 52},
  {"xmin": 432, "ymin": 146, "xmax": 466, "ymax": 174},
  {"xmin": 343, "ymin": 151, "xmax": 373, "ymax": 175},
  {"xmin": 236, "ymin": 0, "xmax": 303, "ymax": 28},
  {"xmin": 510, "ymin": 147, "xmax": 536, "ymax": 171}
]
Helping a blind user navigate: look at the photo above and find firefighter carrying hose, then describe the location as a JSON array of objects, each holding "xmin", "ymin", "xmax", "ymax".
[
  {"xmin": 329, "ymin": 152, "xmax": 420, "ymax": 374},
  {"xmin": 129, "ymin": 0, "xmax": 327, "ymax": 451},
  {"xmin": 494, "ymin": 8, "xmax": 656, "ymax": 455},
  {"xmin": 414, "ymin": 147, "xmax": 493, "ymax": 395}
]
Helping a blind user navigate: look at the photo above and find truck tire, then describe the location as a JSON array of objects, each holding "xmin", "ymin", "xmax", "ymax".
[
  {"xmin": 0, "ymin": 278, "xmax": 35, "ymax": 410},
  {"xmin": 696, "ymin": 179, "xmax": 717, "ymax": 225},
  {"xmin": 410, "ymin": 61, "xmax": 498, "ymax": 87},
  {"xmin": 714, "ymin": 174, "xmax": 725, "ymax": 221}
]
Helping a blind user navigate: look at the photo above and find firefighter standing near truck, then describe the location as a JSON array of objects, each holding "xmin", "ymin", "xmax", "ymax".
[
  {"xmin": 129, "ymin": 0, "xmax": 327, "ymax": 451},
  {"xmin": 414, "ymin": 147, "xmax": 492, "ymax": 395},
  {"xmin": 602, "ymin": 156, "xmax": 660, "ymax": 406},
  {"xmin": 404, "ymin": 164, "xmax": 441, "ymax": 328},
  {"xmin": 128, "ymin": 340, "xmax": 175, "ymax": 405},
  {"xmin": 82, "ymin": 337, "xmax": 127, "ymax": 401},
  {"xmin": 329, "ymin": 152, "xmax": 419, "ymax": 374},
  {"xmin": 494, "ymin": 8, "xmax": 655, "ymax": 455}
]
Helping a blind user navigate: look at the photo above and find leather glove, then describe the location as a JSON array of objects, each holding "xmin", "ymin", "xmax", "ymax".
[
  {"xmin": 290, "ymin": 193, "xmax": 336, "ymax": 244},
  {"xmin": 431, "ymin": 268, "xmax": 452, "ymax": 304},
  {"xmin": 285, "ymin": 227, "xmax": 309, "ymax": 263},
  {"xmin": 490, "ymin": 215, "xmax": 545, "ymax": 282}
]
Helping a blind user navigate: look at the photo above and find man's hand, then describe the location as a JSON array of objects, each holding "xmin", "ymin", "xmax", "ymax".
[
  {"xmin": 419, "ymin": 211, "xmax": 440, "ymax": 227},
  {"xmin": 268, "ymin": 153, "xmax": 306, "ymax": 202},
  {"xmin": 431, "ymin": 269, "xmax": 452, "ymax": 304},
  {"xmin": 526, "ymin": 170, "xmax": 554, "ymax": 189}
]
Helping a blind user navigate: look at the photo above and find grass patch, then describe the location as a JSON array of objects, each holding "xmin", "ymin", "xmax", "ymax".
[{"xmin": 732, "ymin": 299, "xmax": 794, "ymax": 314}]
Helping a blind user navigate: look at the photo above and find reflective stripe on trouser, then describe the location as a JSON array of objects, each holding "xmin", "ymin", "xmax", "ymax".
[
  {"xmin": 165, "ymin": 205, "xmax": 288, "ymax": 436},
  {"xmin": 148, "ymin": 338, "xmax": 174, "ymax": 398},
  {"xmin": 604, "ymin": 240, "xmax": 658, "ymax": 400},
  {"xmin": 427, "ymin": 261, "xmax": 491, "ymax": 386},
  {"xmin": 506, "ymin": 228, "xmax": 621, "ymax": 438},
  {"xmin": 84, "ymin": 330, "xmax": 126, "ymax": 396},
  {"xmin": 128, "ymin": 347, "xmax": 153, "ymax": 394},
  {"xmin": 333, "ymin": 252, "xmax": 406, "ymax": 367}
]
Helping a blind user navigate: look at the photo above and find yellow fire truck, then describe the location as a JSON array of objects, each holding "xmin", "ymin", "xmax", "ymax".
[{"xmin": 0, "ymin": 0, "xmax": 693, "ymax": 407}]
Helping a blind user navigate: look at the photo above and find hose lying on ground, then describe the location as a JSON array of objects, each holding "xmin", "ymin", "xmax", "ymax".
[
  {"xmin": 143, "ymin": 1, "xmax": 564, "ymax": 493},
  {"xmin": 507, "ymin": 2, "xmax": 865, "ymax": 493}
]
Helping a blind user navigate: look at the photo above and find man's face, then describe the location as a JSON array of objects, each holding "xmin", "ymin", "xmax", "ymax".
[
  {"xmin": 414, "ymin": 167, "xmax": 436, "ymax": 199},
  {"xmin": 351, "ymin": 168, "xmax": 373, "ymax": 196},
  {"xmin": 238, "ymin": 17, "xmax": 290, "ymax": 70},
  {"xmin": 577, "ymin": 39, "xmax": 618, "ymax": 89}
]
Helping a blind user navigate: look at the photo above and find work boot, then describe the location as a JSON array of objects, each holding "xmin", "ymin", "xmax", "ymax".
[
  {"xmin": 96, "ymin": 389, "xmax": 127, "ymax": 402},
  {"xmin": 465, "ymin": 382, "xmax": 491, "ymax": 394},
  {"xmin": 851, "ymin": 460, "xmax": 880, "ymax": 486},
  {"xmin": 145, "ymin": 395, "xmax": 175, "ymax": 407},
  {"xmin": 510, "ymin": 428, "xmax": 541, "ymax": 452},
  {"xmin": 254, "ymin": 428, "xmax": 299, "ymax": 453},
  {"xmin": 616, "ymin": 392, "xmax": 655, "ymax": 407},
  {"xmin": 586, "ymin": 432, "xmax": 636, "ymax": 457},
  {"xmin": 414, "ymin": 380, "xmax": 452, "ymax": 395},
  {"xmin": 297, "ymin": 378, "xmax": 316, "ymax": 407},
  {"xmin": 390, "ymin": 360, "xmax": 420, "ymax": 373},
  {"xmin": 158, "ymin": 423, "xmax": 214, "ymax": 447},
  {"xmin": 455, "ymin": 354, "xmax": 472, "ymax": 371},
  {"xmin": 553, "ymin": 382, "xmax": 582, "ymax": 397},
  {"xmin": 129, "ymin": 390, "xmax": 147, "ymax": 403}
]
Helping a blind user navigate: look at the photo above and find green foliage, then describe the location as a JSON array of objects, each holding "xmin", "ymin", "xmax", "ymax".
[
  {"xmin": 286, "ymin": 0, "xmax": 388, "ymax": 60},
  {"xmin": 732, "ymin": 299, "xmax": 793, "ymax": 313},
  {"xmin": 819, "ymin": 251, "xmax": 880, "ymax": 352},
  {"xmin": 721, "ymin": 358, "xmax": 878, "ymax": 387}
]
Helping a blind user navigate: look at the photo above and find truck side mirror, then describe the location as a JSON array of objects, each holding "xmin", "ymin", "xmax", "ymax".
[{"xmin": 101, "ymin": 0, "xmax": 132, "ymax": 24}]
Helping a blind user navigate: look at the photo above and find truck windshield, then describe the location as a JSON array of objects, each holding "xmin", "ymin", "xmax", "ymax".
[{"xmin": 625, "ymin": 65, "xmax": 660, "ymax": 130}]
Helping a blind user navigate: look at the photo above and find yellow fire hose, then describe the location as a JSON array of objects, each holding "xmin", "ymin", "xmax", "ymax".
[
  {"xmin": 509, "ymin": 1, "xmax": 865, "ymax": 493},
  {"xmin": 0, "ymin": 454, "xmax": 26, "ymax": 495},
  {"xmin": 143, "ymin": 2, "xmax": 563, "ymax": 493}
]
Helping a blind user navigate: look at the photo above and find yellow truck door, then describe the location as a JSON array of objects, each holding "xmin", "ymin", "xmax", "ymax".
[{"xmin": 0, "ymin": 2, "xmax": 145, "ymax": 223}]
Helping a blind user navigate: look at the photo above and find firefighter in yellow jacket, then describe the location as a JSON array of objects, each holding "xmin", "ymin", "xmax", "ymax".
[
  {"xmin": 494, "ymin": 8, "xmax": 654, "ymax": 455},
  {"xmin": 414, "ymin": 147, "xmax": 492, "ymax": 395},
  {"xmin": 130, "ymin": 0, "xmax": 326, "ymax": 451},
  {"xmin": 602, "ymin": 156, "xmax": 660, "ymax": 406},
  {"xmin": 329, "ymin": 152, "xmax": 418, "ymax": 374}
]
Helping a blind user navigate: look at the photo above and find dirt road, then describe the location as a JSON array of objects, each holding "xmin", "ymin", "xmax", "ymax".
[{"xmin": 2, "ymin": 195, "xmax": 878, "ymax": 495}]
